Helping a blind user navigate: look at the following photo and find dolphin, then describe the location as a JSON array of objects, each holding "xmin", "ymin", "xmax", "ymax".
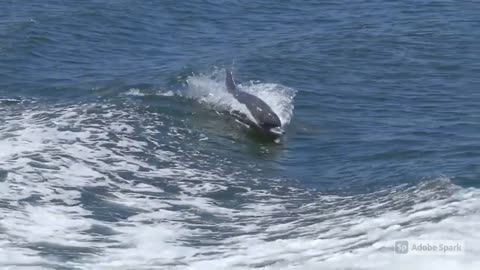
[{"xmin": 225, "ymin": 69, "xmax": 284, "ymax": 136}]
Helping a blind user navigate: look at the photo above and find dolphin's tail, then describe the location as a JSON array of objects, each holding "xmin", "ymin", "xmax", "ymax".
[{"xmin": 225, "ymin": 68, "xmax": 236, "ymax": 94}]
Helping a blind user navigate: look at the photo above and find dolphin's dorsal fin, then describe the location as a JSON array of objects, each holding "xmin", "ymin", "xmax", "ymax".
[{"xmin": 225, "ymin": 68, "xmax": 236, "ymax": 93}]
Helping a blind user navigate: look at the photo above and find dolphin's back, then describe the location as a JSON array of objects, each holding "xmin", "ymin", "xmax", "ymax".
[
  {"xmin": 235, "ymin": 91, "xmax": 282, "ymax": 128},
  {"xmin": 225, "ymin": 69, "xmax": 281, "ymax": 128}
]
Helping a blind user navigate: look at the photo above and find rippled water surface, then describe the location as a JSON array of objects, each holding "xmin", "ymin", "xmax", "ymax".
[{"xmin": 1, "ymin": 1, "xmax": 479, "ymax": 269}]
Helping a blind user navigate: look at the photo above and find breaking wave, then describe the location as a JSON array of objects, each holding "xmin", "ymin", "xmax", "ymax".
[{"xmin": 0, "ymin": 100, "xmax": 478, "ymax": 269}]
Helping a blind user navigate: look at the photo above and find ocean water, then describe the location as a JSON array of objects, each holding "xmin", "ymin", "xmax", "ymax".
[{"xmin": 1, "ymin": 1, "xmax": 479, "ymax": 269}]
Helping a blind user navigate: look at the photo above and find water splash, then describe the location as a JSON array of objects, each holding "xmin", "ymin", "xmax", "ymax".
[{"xmin": 185, "ymin": 68, "xmax": 296, "ymax": 127}]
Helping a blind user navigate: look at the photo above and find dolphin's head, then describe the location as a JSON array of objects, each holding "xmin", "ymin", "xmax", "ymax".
[
  {"xmin": 268, "ymin": 126, "xmax": 285, "ymax": 136},
  {"xmin": 259, "ymin": 122, "xmax": 284, "ymax": 137}
]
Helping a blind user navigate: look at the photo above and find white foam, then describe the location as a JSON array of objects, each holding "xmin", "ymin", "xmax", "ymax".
[
  {"xmin": 125, "ymin": 88, "xmax": 175, "ymax": 97},
  {"xmin": 125, "ymin": 88, "xmax": 144, "ymax": 96},
  {"xmin": 0, "ymin": 102, "xmax": 479, "ymax": 270}
]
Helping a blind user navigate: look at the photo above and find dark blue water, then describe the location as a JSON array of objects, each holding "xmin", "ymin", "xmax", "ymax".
[{"xmin": 1, "ymin": 1, "xmax": 479, "ymax": 269}]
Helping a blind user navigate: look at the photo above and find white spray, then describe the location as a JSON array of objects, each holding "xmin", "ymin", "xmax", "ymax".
[{"xmin": 185, "ymin": 68, "xmax": 296, "ymax": 127}]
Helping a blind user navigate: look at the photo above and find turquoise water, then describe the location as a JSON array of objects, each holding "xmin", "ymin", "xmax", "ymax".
[{"xmin": 1, "ymin": 1, "xmax": 479, "ymax": 269}]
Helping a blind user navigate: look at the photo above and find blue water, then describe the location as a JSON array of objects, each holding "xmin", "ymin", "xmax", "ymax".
[{"xmin": 1, "ymin": 1, "xmax": 479, "ymax": 269}]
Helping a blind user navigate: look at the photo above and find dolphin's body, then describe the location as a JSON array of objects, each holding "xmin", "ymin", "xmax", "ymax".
[{"xmin": 225, "ymin": 69, "xmax": 284, "ymax": 136}]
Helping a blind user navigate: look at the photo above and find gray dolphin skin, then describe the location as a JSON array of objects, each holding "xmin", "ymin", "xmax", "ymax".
[{"xmin": 225, "ymin": 69, "xmax": 283, "ymax": 136}]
